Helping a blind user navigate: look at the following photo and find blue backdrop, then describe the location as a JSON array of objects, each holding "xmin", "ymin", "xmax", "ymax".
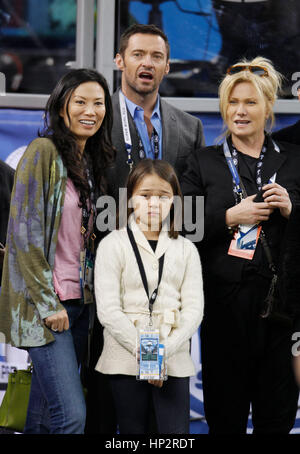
[{"xmin": 0, "ymin": 108, "xmax": 299, "ymax": 161}]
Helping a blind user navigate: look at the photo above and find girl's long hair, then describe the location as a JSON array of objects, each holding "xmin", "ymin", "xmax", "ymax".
[{"xmin": 40, "ymin": 68, "xmax": 115, "ymax": 205}]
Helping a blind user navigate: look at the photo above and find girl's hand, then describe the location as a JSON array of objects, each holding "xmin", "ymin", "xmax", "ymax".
[
  {"xmin": 262, "ymin": 183, "xmax": 292, "ymax": 219},
  {"xmin": 226, "ymin": 194, "xmax": 273, "ymax": 227},
  {"xmin": 148, "ymin": 379, "xmax": 164, "ymax": 388},
  {"xmin": 136, "ymin": 347, "xmax": 164, "ymax": 387},
  {"xmin": 148, "ymin": 366, "xmax": 165, "ymax": 388},
  {"xmin": 44, "ymin": 309, "xmax": 69, "ymax": 332}
]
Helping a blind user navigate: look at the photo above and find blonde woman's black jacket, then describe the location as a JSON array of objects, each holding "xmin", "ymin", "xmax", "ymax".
[{"xmin": 180, "ymin": 138, "xmax": 300, "ymax": 291}]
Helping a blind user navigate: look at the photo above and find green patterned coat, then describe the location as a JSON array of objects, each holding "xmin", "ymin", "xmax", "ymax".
[{"xmin": 0, "ymin": 138, "xmax": 68, "ymax": 348}]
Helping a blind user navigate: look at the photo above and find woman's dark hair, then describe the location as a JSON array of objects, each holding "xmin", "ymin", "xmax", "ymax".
[
  {"xmin": 40, "ymin": 68, "xmax": 115, "ymax": 205},
  {"xmin": 123, "ymin": 159, "xmax": 182, "ymax": 239}
]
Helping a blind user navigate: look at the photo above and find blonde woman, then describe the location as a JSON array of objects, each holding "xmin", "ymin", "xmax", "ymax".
[{"xmin": 182, "ymin": 57, "xmax": 300, "ymax": 434}]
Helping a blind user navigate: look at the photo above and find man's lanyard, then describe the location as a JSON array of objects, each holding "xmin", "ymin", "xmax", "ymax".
[
  {"xmin": 119, "ymin": 91, "xmax": 160, "ymax": 172},
  {"xmin": 223, "ymin": 138, "xmax": 280, "ymax": 203},
  {"xmin": 119, "ymin": 90, "xmax": 134, "ymax": 171},
  {"xmin": 127, "ymin": 226, "xmax": 164, "ymax": 325}
]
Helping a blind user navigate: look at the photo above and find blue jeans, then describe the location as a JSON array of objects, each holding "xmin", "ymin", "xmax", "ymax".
[{"xmin": 24, "ymin": 301, "xmax": 89, "ymax": 434}]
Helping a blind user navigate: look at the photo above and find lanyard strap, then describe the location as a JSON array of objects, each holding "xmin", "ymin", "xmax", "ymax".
[
  {"xmin": 127, "ymin": 226, "xmax": 164, "ymax": 319},
  {"xmin": 119, "ymin": 91, "xmax": 160, "ymax": 168},
  {"xmin": 119, "ymin": 90, "xmax": 134, "ymax": 172},
  {"xmin": 81, "ymin": 162, "xmax": 97, "ymax": 247},
  {"xmin": 223, "ymin": 139, "xmax": 245, "ymax": 201},
  {"xmin": 223, "ymin": 138, "xmax": 280, "ymax": 202}
]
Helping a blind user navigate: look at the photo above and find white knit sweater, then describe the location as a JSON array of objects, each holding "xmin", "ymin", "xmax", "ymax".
[{"xmin": 94, "ymin": 219, "xmax": 204, "ymax": 377}]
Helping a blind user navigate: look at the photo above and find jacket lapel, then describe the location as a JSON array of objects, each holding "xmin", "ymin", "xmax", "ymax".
[
  {"xmin": 228, "ymin": 136, "xmax": 287, "ymax": 193},
  {"xmin": 155, "ymin": 229, "xmax": 172, "ymax": 259},
  {"xmin": 160, "ymin": 99, "xmax": 179, "ymax": 168},
  {"xmin": 128, "ymin": 217, "xmax": 155, "ymax": 256},
  {"xmin": 127, "ymin": 111, "xmax": 142, "ymax": 165}
]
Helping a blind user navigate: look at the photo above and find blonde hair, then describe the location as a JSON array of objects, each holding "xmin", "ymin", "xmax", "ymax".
[{"xmin": 219, "ymin": 57, "xmax": 283, "ymax": 136}]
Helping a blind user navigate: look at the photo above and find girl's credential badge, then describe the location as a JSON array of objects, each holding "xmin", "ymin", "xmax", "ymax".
[{"xmin": 137, "ymin": 328, "xmax": 160, "ymax": 380}]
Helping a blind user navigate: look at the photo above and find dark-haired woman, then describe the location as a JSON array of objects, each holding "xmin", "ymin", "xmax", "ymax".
[
  {"xmin": 94, "ymin": 159, "xmax": 204, "ymax": 433},
  {"xmin": 0, "ymin": 68, "xmax": 115, "ymax": 434}
]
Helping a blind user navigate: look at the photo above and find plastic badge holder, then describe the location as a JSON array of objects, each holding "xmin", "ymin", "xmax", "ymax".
[{"xmin": 136, "ymin": 327, "xmax": 167, "ymax": 381}]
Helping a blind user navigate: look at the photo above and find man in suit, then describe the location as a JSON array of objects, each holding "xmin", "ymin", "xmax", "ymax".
[
  {"xmin": 272, "ymin": 87, "xmax": 300, "ymax": 146},
  {"xmin": 0, "ymin": 159, "xmax": 14, "ymax": 280},
  {"xmin": 85, "ymin": 24, "xmax": 205, "ymax": 435},
  {"xmin": 107, "ymin": 23, "xmax": 205, "ymax": 201}
]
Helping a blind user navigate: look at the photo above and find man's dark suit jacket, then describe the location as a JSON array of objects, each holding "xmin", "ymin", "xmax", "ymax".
[
  {"xmin": 272, "ymin": 120, "xmax": 300, "ymax": 146},
  {"xmin": 181, "ymin": 139, "xmax": 300, "ymax": 290},
  {"xmin": 107, "ymin": 90, "xmax": 205, "ymax": 200},
  {"xmin": 0, "ymin": 160, "xmax": 14, "ymax": 279}
]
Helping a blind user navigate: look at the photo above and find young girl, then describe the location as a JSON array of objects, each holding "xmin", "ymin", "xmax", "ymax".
[{"xmin": 94, "ymin": 159, "xmax": 204, "ymax": 434}]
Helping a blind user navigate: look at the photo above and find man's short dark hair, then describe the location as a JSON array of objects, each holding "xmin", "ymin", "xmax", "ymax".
[{"xmin": 118, "ymin": 24, "xmax": 170, "ymax": 60}]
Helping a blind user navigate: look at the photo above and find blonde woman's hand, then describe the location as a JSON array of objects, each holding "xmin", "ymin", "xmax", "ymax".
[
  {"xmin": 262, "ymin": 183, "xmax": 292, "ymax": 219},
  {"xmin": 226, "ymin": 194, "xmax": 274, "ymax": 227},
  {"xmin": 148, "ymin": 379, "xmax": 164, "ymax": 388},
  {"xmin": 44, "ymin": 309, "xmax": 69, "ymax": 332}
]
